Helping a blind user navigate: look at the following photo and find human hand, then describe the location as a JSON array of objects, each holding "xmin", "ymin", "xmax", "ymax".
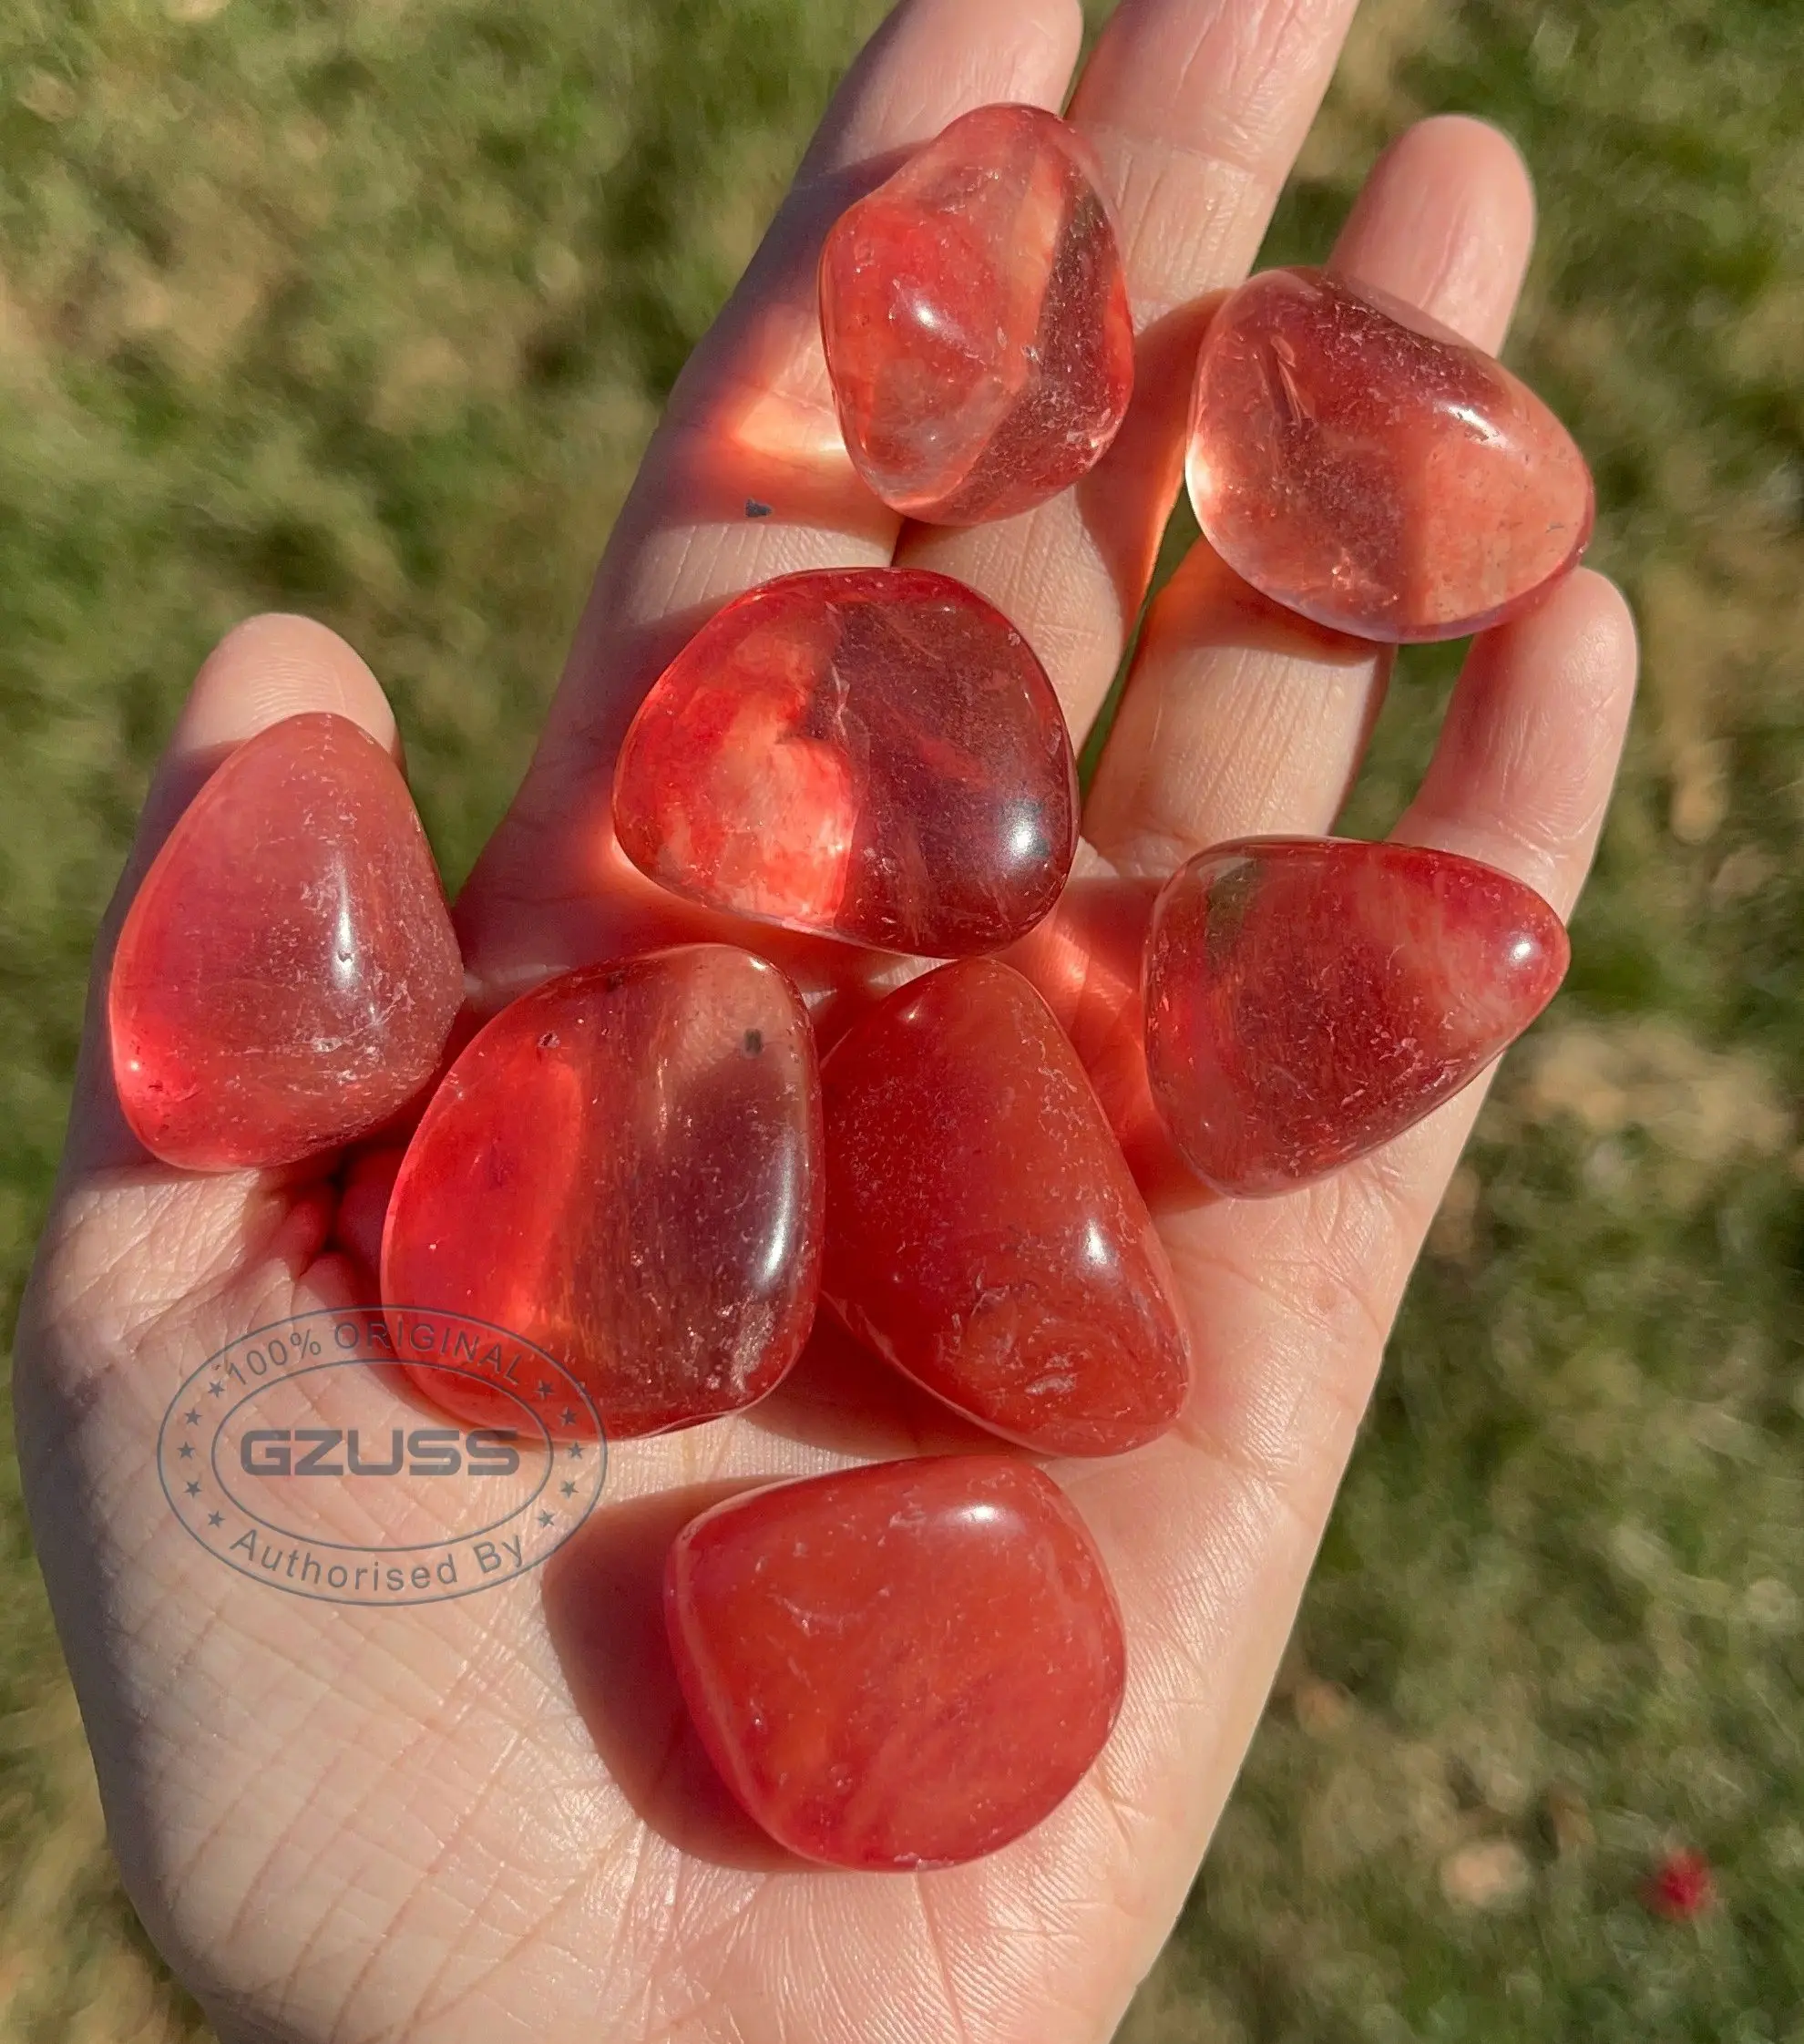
[{"xmin": 15, "ymin": 0, "xmax": 1636, "ymax": 2039}]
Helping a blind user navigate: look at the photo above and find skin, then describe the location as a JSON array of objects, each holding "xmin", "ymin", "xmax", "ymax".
[{"xmin": 14, "ymin": 1, "xmax": 1637, "ymax": 2039}]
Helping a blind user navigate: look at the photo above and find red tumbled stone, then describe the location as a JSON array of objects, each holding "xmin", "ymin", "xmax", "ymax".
[
  {"xmin": 382, "ymin": 946, "xmax": 822, "ymax": 1438},
  {"xmin": 109, "ymin": 712, "xmax": 463, "ymax": 1172},
  {"xmin": 1185, "ymin": 266, "xmax": 1594, "ymax": 642},
  {"xmin": 613, "ymin": 568, "xmax": 1077, "ymax": 958},
  {"xmin": 1143, "ymin": 837, "xmax": 1570, "ymax": 1196},
  {"xmin": 819, "ymin": 102, "xmax": 1133, "ymax": 524},
  {"xmin": 666, "ymin": 1454, "xmax": 1126, "ymax": 1869},
  {"xmin": 822, "ymin": 959, "xmax": 1189, "ymax": 1455}
]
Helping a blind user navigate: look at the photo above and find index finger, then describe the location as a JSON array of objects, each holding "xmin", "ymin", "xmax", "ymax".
[
  {"xmin": 898, "ymin": 0, "xmax": 1366, "ymax": 735},
  {"xmin": 457, "ymin": 0, "xmax": 1084, "ymax": 995}
]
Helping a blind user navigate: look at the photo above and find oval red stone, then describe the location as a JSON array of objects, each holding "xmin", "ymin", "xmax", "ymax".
[
  {"xmin": 613, "ymin": 568, "xmax": 1077, "ymax": 957},
  {"xmin": 1143, "ymin": 837, "xmax": 1570, "ymax": 1195},
  {"xmin": 1185, "ymin": 266, "xmax": 1594, "ymax": 642},
  {"xmin": 665, "ymin": 1454, "xmax": 1126, "ymax": 1869},
  {"xmin": 382, "ymin": 946, "xmax": 822, "ymax": 1438},
  {"xmin": 822, "ymin": 959, "xmax": 1190, "ymax": 1455},
  {"xmin": 820, "ymin": 102, "xmax": 1133, "ymax": 524},
  {"xmin": 108, "ymin": 712, "xmax": 463, "ymax": 1171}
]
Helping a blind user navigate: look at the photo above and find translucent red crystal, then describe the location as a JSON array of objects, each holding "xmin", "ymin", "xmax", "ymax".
[
  {"xmin": 613, "ymin": 568, "xmax": 1077, "ymax": 957},
  {"xmin": 819, "ymin": 103, "xmax": 1134, "ymax": 525},
  {"xmin": 822, "ymin": 959, "xmax": 1189, "ymax": 1454},
  {"xmin": 1143, "ymin": 837, "xmax": 1570, "ymax": 1195},
  {"xmin": 108, "ymin": 712, "xmax": 463, "ymax": 1172},
  {"xmin": 382, "ymin": 946, "xmax": 822, "ymax": 1438},
  {"xmin": 665, "ymin": 1454, "xmax": 1125, "ymax": 1869},
  {"xmin": 1185, "ymin": 267, "xmax": 1594, "ymax": 642}
]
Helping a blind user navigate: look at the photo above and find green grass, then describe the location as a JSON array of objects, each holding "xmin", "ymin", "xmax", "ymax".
[{"xmin": 0, "ymin": 0, "xmax": 1800, "ymax": 2037}]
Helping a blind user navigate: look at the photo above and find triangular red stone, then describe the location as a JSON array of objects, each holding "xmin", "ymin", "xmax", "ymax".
[
  {"xmin": 822, "ymin": 958, "xmax": 1190, "ymax": 1453},
  {"xmin": 109, "ymin": 712, "xmax": 463, "ymax": 1170},
  {"xmin": 1143, "ymin": 837, "xmax": 1569, "ymax": 1194}
]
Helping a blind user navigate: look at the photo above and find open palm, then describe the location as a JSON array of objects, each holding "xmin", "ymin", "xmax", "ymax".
[{"xmin": 15, "ymin": 0, "xmax": 1636, "ymax": 2039}]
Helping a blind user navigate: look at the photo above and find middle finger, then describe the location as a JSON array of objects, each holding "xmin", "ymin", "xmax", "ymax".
[
  {"xmin": 1085, "ymin": 113, "xmax": 1540, "ymax": 875},
  {"xmin": 899, "ymin": 0, "xmax": 1366, "ymax": 734}
]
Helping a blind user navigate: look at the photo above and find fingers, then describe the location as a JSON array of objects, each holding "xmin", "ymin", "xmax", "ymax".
[
  {"xmin": 1326, "ymin": 113, "xmax": 1535, "ymax": 342},
  {"xmin": 63, "ymin": 614, "xmax": 401, "ymax": 1179},
  {"xmin": 1085, "ymin": 115, "xmax": 1539, "ymax": 875},
  {"xmin": 1064, "ymin": 573, "xmax": 1636, "ymax": 1894},
  {"xmin": 1158, "ymin": 571, "xmax": 1636, "ymax": 1507},
  {"xmin": 138, "ymin": 614, "xmax": 396, "ymax": 861},
  {"xmin": 1154, "ymin": 570, "xmax": 1637, "ymax": 1525},
  {"xmin": 456, "ymin": 0, "xmax": 1083, "ymax": 995},
  {"xmin": 1395, "ymin": 568, "xmax": 1637, "ymax": 911},
  {"xmin": 899, "ymin": 0, "xmax": 1366, "ymax": 734}
]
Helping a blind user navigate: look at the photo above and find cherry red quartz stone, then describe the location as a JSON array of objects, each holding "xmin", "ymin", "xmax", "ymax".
[
  {"xmin": 381, "ymin": 946, "xmax": 822, "ymax": 1439},
  {"xmin": 821, "ymin": 959, "xmax": 1190, "ymax": 1455},
  {"xmin": 1185, "ymin": 267, "xmax": 1594, "ymax": 642},
  {"xmin": 613, "ymin": 568, "xmax": 1077, "ymax": 957},
  {"xmin": 1143, "ymin": 837, "xmax": 1570, "ymax": 1196},
  {"xmin": 819, "ymin": 103, "xmax": 1133, "ymax": 524},
  {"xmin": 666, "ymin": 1455, "xmax": 1125, "ymax": 1869},
  {"xmin": 109, "ymin": 712, "xmax": 463, "ymax": 1172}
]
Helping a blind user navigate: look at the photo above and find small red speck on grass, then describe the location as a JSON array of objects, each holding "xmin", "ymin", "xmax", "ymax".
[{"xmin": 1646, "ymin": 1847, "xmax": 1716, "ymax": 1920}]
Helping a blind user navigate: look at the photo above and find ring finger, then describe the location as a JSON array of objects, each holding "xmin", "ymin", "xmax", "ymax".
[{"xmin": 1085, "ymin": 113, "xmax": 1542, "ymax": 875}]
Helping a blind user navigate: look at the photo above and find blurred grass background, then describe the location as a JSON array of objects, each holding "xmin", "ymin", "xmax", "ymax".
[{"xmin": 0, "ymin": 0, "xmax": 1799, "ymax": 2037}]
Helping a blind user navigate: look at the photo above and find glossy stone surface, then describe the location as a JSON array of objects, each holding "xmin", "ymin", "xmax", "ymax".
[
  {"xmin": 382, "ymin": 946, "xmax": 822, "ymax": 1438},
  {"xmin": 1185, "ymin": 267, "xmax": 1594, "ymax": 642},
  {"xmin": 822, "ymin": 959, "xmax": 1189, "ymax": 1455},
  {"xmin": 613, "ymin": 568, "xmax": 1077, "ymax": 957},
  {"xmin": 819, "ymin": 103, "xmax": 1133, "ymax": 524},
  {"xmin": 109, "ymin": 712, "xmax": 463, "ymax": 1171},
  {"xmin": 666, "ymin": 1455, "xmax": 1125, "ymax": 1869},
  {"xmin": 1143, "ymin": 837, "xmax": 1570, "ymax": 1196}
]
